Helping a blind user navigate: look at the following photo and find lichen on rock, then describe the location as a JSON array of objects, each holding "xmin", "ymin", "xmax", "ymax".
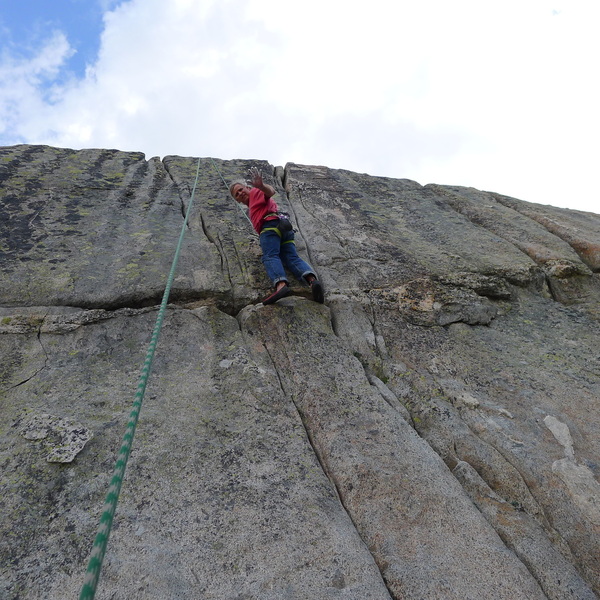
[{"xmin": 19, "ymin": 413, "xmax": 93, "ymax": 463}]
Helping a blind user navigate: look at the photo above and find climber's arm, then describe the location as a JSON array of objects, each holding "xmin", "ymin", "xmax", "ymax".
[{"xmin": 249, "ymin": 167, "xmax": 275, "ymax": 198}]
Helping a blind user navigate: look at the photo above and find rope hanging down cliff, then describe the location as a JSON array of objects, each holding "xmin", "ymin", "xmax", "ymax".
[
  {"xmin": 210, "ymin": 156, "xmax": 255, "ymax": 230},
  {"xmin": 79, "ymin": 157, "xmax": 202, "ymax": 600}
]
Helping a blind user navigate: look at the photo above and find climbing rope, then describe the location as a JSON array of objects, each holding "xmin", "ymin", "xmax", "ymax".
[
  {"xmin": 79, "ymin": 157, "xmax": 203, "ymax": 600},
  {"xmin": 210, "ymin": 156, "xmax": 255, "ymax": 230}
]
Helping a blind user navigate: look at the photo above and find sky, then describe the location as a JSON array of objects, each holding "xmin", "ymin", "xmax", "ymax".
[{"xmin": 1, "ymin": 0, "xmax": 599, "ymax": 213}]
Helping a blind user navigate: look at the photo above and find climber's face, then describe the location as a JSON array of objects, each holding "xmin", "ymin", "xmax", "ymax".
[{"xmin": 231, "ymin": 184, "xmax": 250, "ymax": 206}]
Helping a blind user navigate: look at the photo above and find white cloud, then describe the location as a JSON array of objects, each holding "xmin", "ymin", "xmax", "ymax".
[
  {"xmin": 1, "ymin": 0, "xmax": 598, "ymax": 212},
  {"xmin": 0, "ymin": 31, "xmax": 73, "ymax": 138}
]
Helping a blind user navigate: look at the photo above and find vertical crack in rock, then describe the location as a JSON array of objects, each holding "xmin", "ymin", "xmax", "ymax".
[
  {"xmin": 199, "ymin": 215, "xmax": 236, "ymax": 309},
  {"xmin": 247, "ymin": 299, "xmax": 549, "ymax": 599},
  {"xmin": 382, "ymin": 356, "xmax": 581, "ymax": 597},
  {"xmin": 365, "ymin": 296, "xmax": 392, "ymax": 368},
  {"xmin": 228, "ymin": 233, "xmax": 250, "ymax": 292},
  {"xmin": 407, "ymin": 362, "xmax": 554, "ymax": 526},
  {"xmin": 325, "ymin": 286, "xmax": 580, "ymax": 594},
  {"xmin": 261, "ymin": 341, "xmax": 334, "ymax": 484},
  {"xmin": 287, "ymin": 182, "xmax": 346, "ymax": 252},
  {"xmin": 256, "ymin": 329, "xmax": 394, "ymax": 598},
  {"xmin": 461, "ymin": 425, "xmax": 579, "ymax": 570},
  {"xmin": 162, "ymin": 156, "xmax": 243, "ymax": 311},
  {"xmin": 544, "ymin": 415, "xmax": 600, "ymax": 526},
  {"xmin": 544, "ymin": 274, "xmax": 560, "ymax": 303},
  {"xmin": 470, "ymin": 423, "xmax": 549, "ymax": 519},
  {"xmin": 388, "ymin": 332, "xmax": 595, "ymax": 594},
  {"xmin": 199, "ymin": 214, "xmax": 224, "ymax": 270},
  {"xmin": 161, "ymin": 156, "xmax": 190, "ymax": 225},
  {"xmin": 1, "ymin": 312, "xmax": 49, "ymax": 392},
  {"xmin": 453, "ymin": 460, "xmax": 597, "ymax": 599}
]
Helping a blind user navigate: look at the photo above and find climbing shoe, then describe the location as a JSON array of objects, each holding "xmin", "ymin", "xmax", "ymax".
[
  {"xmin": 262, "ymin": 284, "xmax": 290, "ymax": 305},
  {"xmin": 310, "ymin": 280, "xmax": 324, "ymax": 303}
]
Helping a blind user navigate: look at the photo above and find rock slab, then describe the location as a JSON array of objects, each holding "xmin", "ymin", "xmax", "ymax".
[{"xmin": 2, "ymin": 145, "xmax": 600, "ymax": 599}]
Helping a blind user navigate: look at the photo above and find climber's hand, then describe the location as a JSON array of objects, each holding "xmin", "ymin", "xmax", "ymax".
[
  {"xmin": 248, "ymin": 167, "xmax": 263, "ymax": 189},
  {"xmin": 248, "ymin": 166, "xmax": 275, "ymax": 198}
]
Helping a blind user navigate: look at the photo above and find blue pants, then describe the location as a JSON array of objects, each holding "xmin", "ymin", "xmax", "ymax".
[{"xmin": 259, "ymin": 227, "xmax": 315, "ymax": 286}]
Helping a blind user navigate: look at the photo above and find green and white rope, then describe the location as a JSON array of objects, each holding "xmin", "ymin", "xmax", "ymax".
[{"xmin": 79, "ymin": 157, "xmax": 202, "ymax": 600}]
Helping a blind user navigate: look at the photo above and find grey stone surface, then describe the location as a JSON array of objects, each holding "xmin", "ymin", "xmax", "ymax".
[
  {"xmin": 2, "ymin": 145, "xmax": 600, "ymax": 599},
  {"xmin": 427, "ymin": 184, "xmax": 600, "ymax": 318},
  {"xmin": 0, "ymin": 145, "xmax": 226, "ymax": 309},
  {"xmin": 19, "ymin": 413, "xmax": 93, "ymax": 463},
  {"xmin": 1, "ymin": 306, "xmax": 391, "ymax": 600},
  {"xmin": 492, "ymin": 192, "xmax": 600, "ymax": 271},
  {"xmin": 239, "ymin": 299, "xmax": 546, "ymax": 599},
  {"xmin": 454, "ymin": 460, "xmax": 596, "ymax": 600}
]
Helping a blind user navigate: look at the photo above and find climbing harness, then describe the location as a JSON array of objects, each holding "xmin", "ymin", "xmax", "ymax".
[
  {"xmin": 265, "ymin": 212, "xmax": 294, "ymax": 233},
  {"xmin": 79, "ymin": 157, "xmax": 203, "ymax": 600}
]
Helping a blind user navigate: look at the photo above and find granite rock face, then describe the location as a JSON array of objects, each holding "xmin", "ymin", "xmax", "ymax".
[{"xmin": 1, "ymin": 145, "xmax": 599, "ymax": 599}]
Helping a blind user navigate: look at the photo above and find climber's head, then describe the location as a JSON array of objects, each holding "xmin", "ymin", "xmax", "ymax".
[{"xmin": 230, "ymin": 181, "xmax": 250, "ymax": 206}]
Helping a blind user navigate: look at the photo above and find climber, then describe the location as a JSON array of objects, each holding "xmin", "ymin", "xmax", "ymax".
[{"xmin": 230, "ymin": 167, "xmax": 324, "ymax": 305}]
